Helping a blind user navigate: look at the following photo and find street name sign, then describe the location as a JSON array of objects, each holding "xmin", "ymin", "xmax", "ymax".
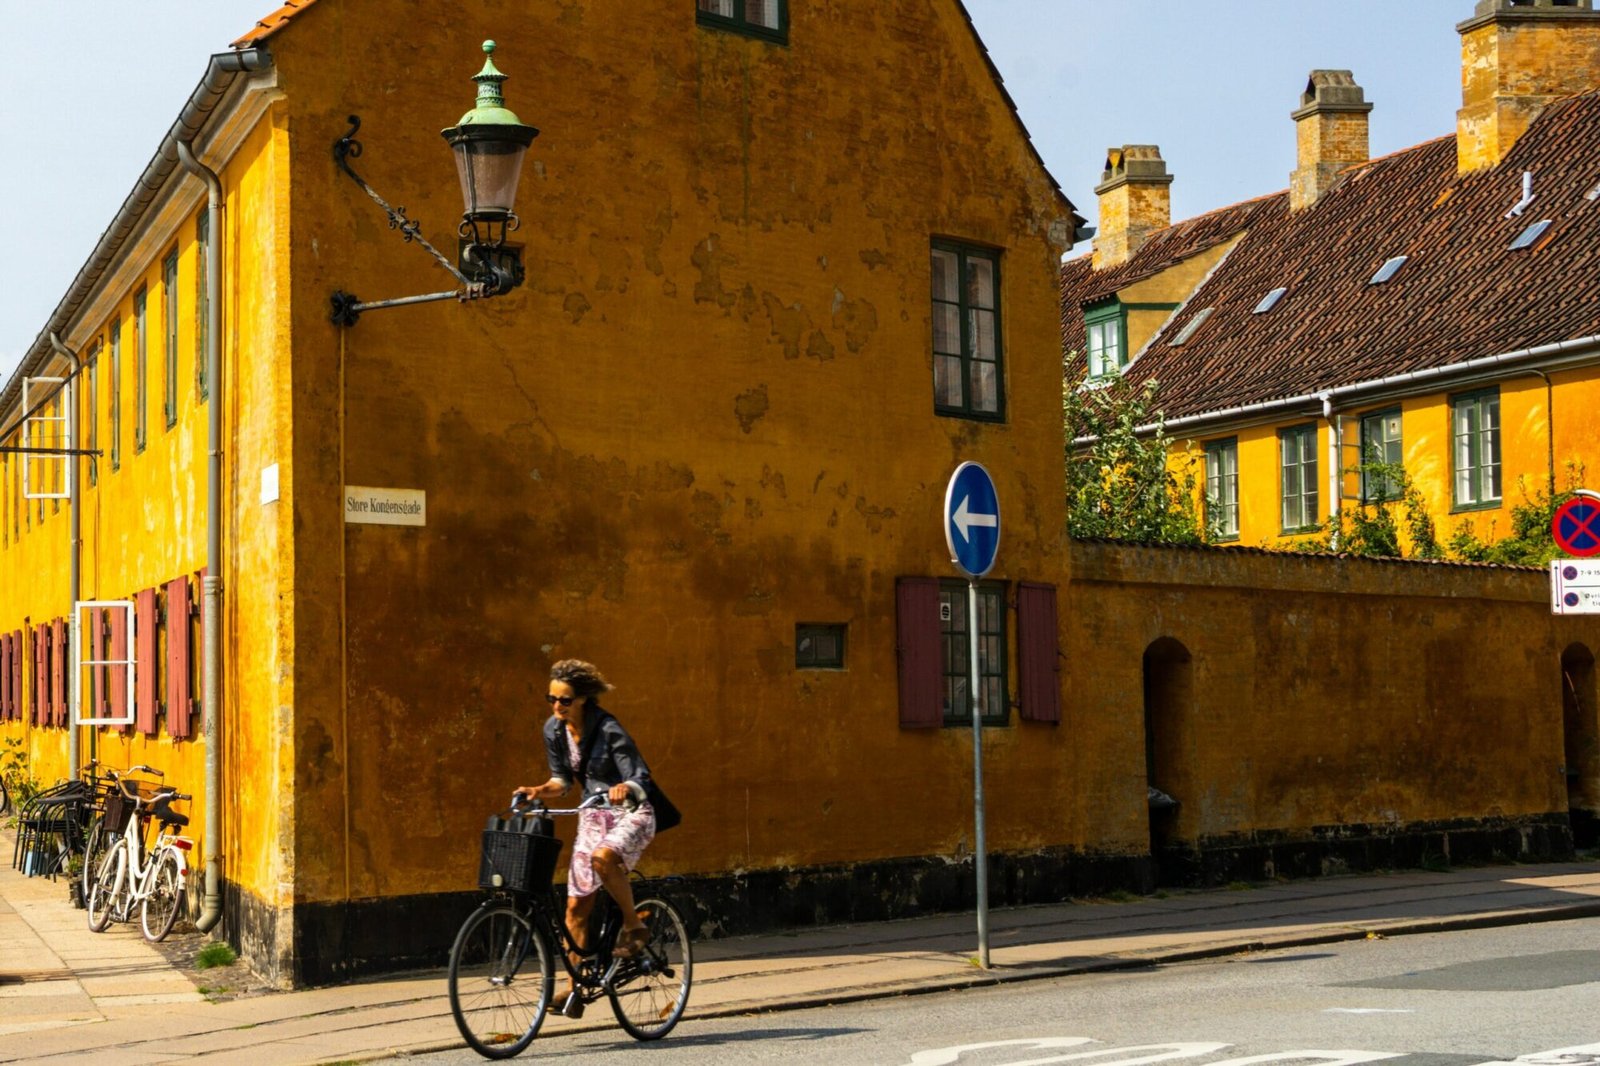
[
  {"xmin": 1551, "ymin": 560, "xmax": 1600, "ymax": 614},
  {"xmin": 944, "ymin": 462, "xmax": 1001, "ymax": 579}
]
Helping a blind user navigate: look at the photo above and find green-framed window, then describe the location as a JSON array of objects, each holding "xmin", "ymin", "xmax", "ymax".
[
  {"xmin": 1279, "ymin": 423, "xmax": 1319, "ymax": 532},
  {"xmin": 163, "ymin": 250, "xmax": 179, "ymax": 429},
  {"xmin": 696, "ymin": 0, "xmax": 787, "ymax": 42},
  {"xmin": 930, "ymin": 240, "xmax": 1004, "ymax": 421},
  {"xmin": 1205, "ymin": 437, "xmax": 1239, "ymax": 541},
  {"xmin": 939, "ymin": 580, "xmax": 1008, "ymax": 727},
  {"xmin": 195, "ymin": 211, "xmax": 209, "ymax": 402},
  {"xmin": 1452, "ymin": 388, "xmax": 1501, "ymax": 509},
  {"xmin": 1085, "ymin": 302, "xmax": 1127, "ymax": 378},
  {"xmin": 1359, "ymin": 408, "xmax": 1403, "ymax": 502},
  {"xmin": 795, "ymin": 623, "xmax": 846, "ymax": 669},
  {"xmin": 133, "ymin": 289, "xmax": 147, "ymax": 453},
  {"xmin": 109, "ymin": 318, "xmax": 121, "ymax": 472}
]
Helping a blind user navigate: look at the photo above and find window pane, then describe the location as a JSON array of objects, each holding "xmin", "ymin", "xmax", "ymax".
[
  {"xmin": 935, "ymin": 355, "xmax": 963, "ymax": 407},
  {"xmin": 933, "ymin": 304, "xmax": 960, "ymax": 355},
  {"xmin": 965, "ymin": 256, "xmax": 995, "ymax": 309},
  {"xmin": 970, "ymin": 361, "xmax": 998, "ymax": 413},
  {"xmin": 931, "ymin": 249, "xmax": 959, "ymax": 302},
  {"xmin": 969, "ymin": 309, "xmax": 996, "ymax": 362},
  {"xmin": 698, "ymin": 0, "xmax": 734, "ymax": 15},
  {"xmin": 745, "ymin": 0, "xmax": 781, "ymax": 28}
]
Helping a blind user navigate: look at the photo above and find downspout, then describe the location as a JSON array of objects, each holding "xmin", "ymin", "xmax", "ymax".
[
  {"xmin": 1320, "ymin": 392, "xmax": 1340, "ymax": 551},
  {"xmin": 175, "ymin": 137, "xmax": 225, "ymax": 935},
  {"xmin": 47, "ymin": 333, "xmax": 81, "ymax": 776},
  {"xmin": 1529, "ymin": 368, "xmax": 1556, "ymax": 498}
]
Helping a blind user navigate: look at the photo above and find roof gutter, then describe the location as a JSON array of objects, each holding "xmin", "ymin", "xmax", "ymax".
[
  {"xmin": 0, "ymin": 47, "xmax": 272, "ymax": 418},
  {"xmin": 1075, "ymin": 332, "xmax": 1600, "ymax": 445}
]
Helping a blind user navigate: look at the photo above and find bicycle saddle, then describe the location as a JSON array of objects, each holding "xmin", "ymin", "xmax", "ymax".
[{"xmin": 149, "ymin": 793, "xmax": 190, "ymax": 828}]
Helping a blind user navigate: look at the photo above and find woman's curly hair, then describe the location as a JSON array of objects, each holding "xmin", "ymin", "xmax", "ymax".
[{"xmin": 550, "ymin": 659, "xmax": 613, "ymax": 703}]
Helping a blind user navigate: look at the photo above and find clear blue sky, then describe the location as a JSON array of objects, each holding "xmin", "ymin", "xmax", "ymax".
[{"xmin": 0, "ymin": 0, "xmax": 1469, "ymax": 381}]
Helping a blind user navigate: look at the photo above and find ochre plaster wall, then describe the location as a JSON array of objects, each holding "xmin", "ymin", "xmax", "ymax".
[
  {"xmin": 1172, "ymin": 367, "xmax": 1600, "ymax": 553},
  {"xmin": 1067, "ymin": 540, "xmax": 1600, "ymax": 852},
  {"xmin": 0, "ymin": 103, "xmax": 294, "ymax": 946},
  {"xmin": 263, "ymin": 0, "xmax": 1077, "ymax": 921}
]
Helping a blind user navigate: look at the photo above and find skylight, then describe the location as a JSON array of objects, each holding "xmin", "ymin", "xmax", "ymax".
[
  {"xmin": 1252, "ymin": 287, "xmax": 1287, "ymax": 314},
  {"xmin": 1509, "ymin": 219, "xmax": 1552, "ymax": 250},
  {"xmin": 1169, "ymin": 307, "xmax": 1213, "ymax": 347},
  {"xmin": 1369, "ymin": 256, "xmax": 1408, "ymax": 284},
  {"xmin": 1586, "ymin": 180, "xmax": 1600, "ymax": 202}
]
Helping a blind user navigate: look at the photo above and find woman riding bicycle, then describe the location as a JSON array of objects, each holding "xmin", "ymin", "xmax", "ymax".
[{"xmin": 514, "ymin": 659, "xmax": 657, "ymax": 1013}]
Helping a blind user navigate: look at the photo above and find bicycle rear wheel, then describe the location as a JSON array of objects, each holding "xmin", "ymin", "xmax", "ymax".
[
  {"xmin": 87, "ymin": 843, "xmax": 124, "ymax": 933},
  {"xmin": 607, "ymin": 896, "xmax": 692, "ymax": 1041},
  {"xmin": 448, "ymin": 900, "xmax": 552, "ymax": 1059},
  {"xmin": 141, "ymin": 849, "xmax": 184, "ymax": 942},
  {"xmin": 80, "ymin": 820, "xmax": 106, "ymax": 902}
]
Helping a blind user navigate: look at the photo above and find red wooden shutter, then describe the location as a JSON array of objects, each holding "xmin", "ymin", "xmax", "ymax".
[
  {"xmin": 135, "ymin": 589, "xmax": 159, "ymax": 735},
  {"xmin": 11, "ymin": 632, "xmax": 22, "ymax": 723},
  {"xmin": 896, "ymin": 577, "xmax": 943, "ymax": 728},
  {"xmin": 166, "ymin": 576, "xmax": 192, "ymax": 739},
  {"xmin": 0, "ymin": 633, "xmax": 10, "ymax": 720},
  {"xmin": 1017, "ymin": 582, "xmax": 1061, "ymax": 724},
  {"xmin": 51, "ymin": 618, "xmax": 67, "ymax": 727},
  {"xmin": 89, "ymin": 609, "xmax": 107, "ymax": 717},
  {"xmin": 109, "ymin": 609, "xmax": 128, "ymax": 722},
  {"xmin": 33, "ymin": 624, "xmax": 47, "ymax": 726}
]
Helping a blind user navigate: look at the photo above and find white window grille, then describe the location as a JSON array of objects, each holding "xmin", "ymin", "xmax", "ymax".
[
  {"xmin": 21, "ymin": 377, "xmax": 72, "ymax": 501},
  {"xmin": 74, "ymin": 600, "xmax": 134, "ymax": 727}
]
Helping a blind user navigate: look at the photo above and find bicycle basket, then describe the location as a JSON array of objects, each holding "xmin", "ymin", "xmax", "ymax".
[
  {"xmin": 478, "ymin": 820, "xmax": 563, "ymax": 893},
  {"xmin": 102, "ymin": 790, "xmax": 133, "ymax": 836}
]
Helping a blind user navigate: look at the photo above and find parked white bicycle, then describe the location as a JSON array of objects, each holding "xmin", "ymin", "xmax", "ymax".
[{"xmin": 86, "ymin": 769, "xmax": 193, "ymax": 942}]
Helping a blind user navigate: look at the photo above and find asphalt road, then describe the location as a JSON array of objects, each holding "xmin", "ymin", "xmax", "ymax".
[{"xmin": 394, "ymin": 918, "xmax": 1600, "ymax": 1065}]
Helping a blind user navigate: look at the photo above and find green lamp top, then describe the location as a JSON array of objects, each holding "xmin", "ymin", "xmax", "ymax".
[{"xmin": 453, "ymin": 40, "xmax": 528, "ymax": 129}]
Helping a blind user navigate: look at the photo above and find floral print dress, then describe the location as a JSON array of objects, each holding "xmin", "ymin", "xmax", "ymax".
[{"xmin": 566, "ymin": 731, "xmax": 656, "ymax": 898}]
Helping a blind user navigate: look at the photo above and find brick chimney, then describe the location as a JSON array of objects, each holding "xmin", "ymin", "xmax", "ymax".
[
  {"xmin": 1092, "ymin": 145, "xmax": 1172, "ymax": 270},
  {"xmin": 1457, "ymin": 0, "xmax": 1600, "ymax": 173},
  {"xmin": 1290, "ymin": 70, "xmax": 1372, "ymax": 211}
]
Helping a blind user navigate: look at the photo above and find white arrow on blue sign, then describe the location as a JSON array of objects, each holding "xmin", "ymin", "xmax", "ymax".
[{"xmin": 944, "ymin": 461, "xmax": 1001, "ymax": 578}]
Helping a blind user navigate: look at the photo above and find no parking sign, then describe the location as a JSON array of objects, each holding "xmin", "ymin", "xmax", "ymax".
[{"xmin": 1552, "ymin": 492, "xmax": 1600, "ymax": 558}]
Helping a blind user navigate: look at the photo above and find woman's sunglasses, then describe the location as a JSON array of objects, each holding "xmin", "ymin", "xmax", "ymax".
[{"xmin": 545, "ymin": 694, "xmax": 576, "ymax": 707}]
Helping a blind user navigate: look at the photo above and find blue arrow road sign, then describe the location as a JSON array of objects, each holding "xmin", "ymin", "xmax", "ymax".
[{"xmin": 945, "ymin": 462, "xmax": 1001, "ymax": 578}]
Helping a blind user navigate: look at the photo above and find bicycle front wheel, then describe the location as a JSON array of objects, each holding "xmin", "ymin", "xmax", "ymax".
[
  {"xmin": 447, "ymin": 900, "xmax": 552, "ymax": 1059},
  {"xmin": 80, "ymin": 820, "xmax": 106, "ymax": 902},
  {"xmin": 141, "ymin": 848, "xmax": 185, "ymax": 942},
  {"xmin": 607, "ymin": 896, "xmax": 692, "ymax": 1041},
  {"xmin": 87, "ymin": 843, "xmax": 125, "ymax": 933}
]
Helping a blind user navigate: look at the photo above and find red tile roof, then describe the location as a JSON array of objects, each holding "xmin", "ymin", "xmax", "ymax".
[
  {"xmin": 232, "ymin": 0, "xmax": 323, "ymax": 48},
  {"xmin": 1062, "ymin": 91, "xmax": 1600, "ymax": 422}
]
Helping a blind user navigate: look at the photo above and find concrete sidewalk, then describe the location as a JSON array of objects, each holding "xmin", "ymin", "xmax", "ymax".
[{"xmin": 3, "ymin": 830, "xmax": 1598, "ymax": 1065}]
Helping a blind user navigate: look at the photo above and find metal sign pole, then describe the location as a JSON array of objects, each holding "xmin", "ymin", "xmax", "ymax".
[{"xmin": 968, "ymin": 577, "xmax": 990, "ymax": 969}]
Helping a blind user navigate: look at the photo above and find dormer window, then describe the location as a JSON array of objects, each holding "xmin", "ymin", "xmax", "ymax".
[
  {"xmin": 1369, "ymin": 256, "xmax": 1408, "ymax": 284},
  {"xmin": 1253, "ymin": 287, "xmax": 1287, "ymax": 314},
  {"xmin": 1085, "ymin": 302, "xmax": 1127, "ymax": 377}
]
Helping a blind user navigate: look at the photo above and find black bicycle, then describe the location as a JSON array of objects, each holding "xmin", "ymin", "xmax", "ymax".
[{"xmin": 446, "ymin": 794, "xmax": 693, "ymax": 1059}]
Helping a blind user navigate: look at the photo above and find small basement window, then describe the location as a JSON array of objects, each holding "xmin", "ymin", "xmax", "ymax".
[
  {"xmin": 1369, "ymin": 256, "xmax": 1408, "ymax": 284},
  {"xmin": 1509, "ymin": 219, "xmax": 1552, "ymax": 250},
  {"xmin": 1252, "ymin": 287, "xmax": 1287, "ymax": 314},
  {"xmin": 796, "ymin": 623, "xmax": 846, "ymax": 669},
  {"xmin": 1169, "ymin": 307, "xmax": 1213, "ymax": 347}
]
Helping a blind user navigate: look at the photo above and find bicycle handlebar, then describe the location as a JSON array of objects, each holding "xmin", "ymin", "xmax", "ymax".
[{"xmin": 509, "ymin": 792, "xmax": 617, "ymax": 817}]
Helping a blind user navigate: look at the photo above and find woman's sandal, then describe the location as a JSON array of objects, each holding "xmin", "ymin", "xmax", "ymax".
[{"xmin": 613, "ymin": 925, "xmax": 651, "ymax": 959}]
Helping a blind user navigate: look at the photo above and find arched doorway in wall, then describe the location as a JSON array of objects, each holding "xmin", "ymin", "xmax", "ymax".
[
  {"xmin": 1143, "ymin": 637, "xmax": 1193, "ymax": 884},
  {"xmin": 1562, "ymin": 642, "xmax": 1598, "ymax": 848}
]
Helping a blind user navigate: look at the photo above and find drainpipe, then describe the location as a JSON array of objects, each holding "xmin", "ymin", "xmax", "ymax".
[
  {"xmin": 47, "ymin": 333, "xmax": 81, "ymax": 776},
  {"xmin": 176, "ymin": 138, "xmax": 225, "ymax": 935},
  {"xmin": 1529, "ymin": 369, "xmax": 1556, "ymax": 499},
  {"xmin": 1320, "ymin": 392, "xmax": 1340, "ymax": 551}
]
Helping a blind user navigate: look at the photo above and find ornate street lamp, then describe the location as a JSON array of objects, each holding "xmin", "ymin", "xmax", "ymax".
[{"xmin": 330, "ymin": 41, "xmax": 540, "ymax": 326}]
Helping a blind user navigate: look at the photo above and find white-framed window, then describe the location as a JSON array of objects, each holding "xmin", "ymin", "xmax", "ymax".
[
  {"xmin": 1452, "ymin": 389, "xmax": 1501, "ymax": 508},
  {"xmin": 1205, "ymin": 438, "xmax": 1239, "ymax": 541},
  {"xmin": 1360, "ymin": 408, "xmax": 1403, "ymax": 502},
  {"xmin": 1279, "ymin": 424, "xmax": 1319, "ymax": 532},
  {"xmin": 74, "ymin": 600, "xmax": 134, "ymax": 727},
  {"xmin": 1085, "ymin": 304, "xmax": 1126, "ymax": 377}
]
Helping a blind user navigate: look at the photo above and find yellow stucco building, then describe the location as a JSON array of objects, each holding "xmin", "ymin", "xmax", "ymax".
[{"xmin": 1062, "ymin": 0, "xmax": 1600, "ymax": 553}]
